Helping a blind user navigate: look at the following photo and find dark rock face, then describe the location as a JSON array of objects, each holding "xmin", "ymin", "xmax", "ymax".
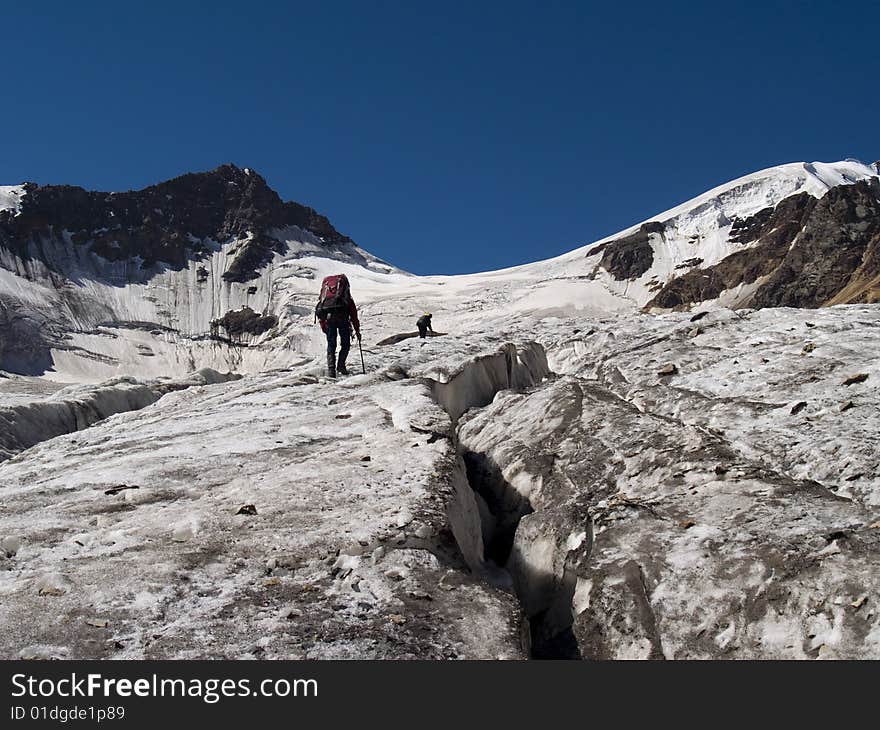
[
  {"xmin": 750, "ymin": 178, "xmax": 880, "ymax": 307},
  {"xmin": 0, "ymin": 164, "xmax": 351, "ymax": 285},
  {"xmin": 648, "ymin": 193, "xmax": 816, "ymax": 309},
  {"xmin": 598, "ymin": 222, "xmax": 664, "ymax": 280},
  {"xmin": 211, "ymin": 306, "xmax": 279, "ymax": 342},
  {"xmin": 648, "ymin": 179, "xmax": 880, "ymax": 309},
  {"xmin": 674, "ymin": 257, "xmax": 703, "ymax": 270}
]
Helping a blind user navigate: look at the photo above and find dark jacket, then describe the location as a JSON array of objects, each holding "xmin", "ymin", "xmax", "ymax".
[{"xmin": 320, "ymin": 297, "xmax": 360, "ymax": 336}]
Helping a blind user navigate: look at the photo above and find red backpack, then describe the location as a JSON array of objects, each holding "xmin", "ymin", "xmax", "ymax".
[{"xmin": 315, "ymin": 274, "xmax": 351, "ymax": 323}]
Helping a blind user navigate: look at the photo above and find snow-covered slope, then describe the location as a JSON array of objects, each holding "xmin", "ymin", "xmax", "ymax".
[
  {"xmin": 507, "ymin": 159, "xmax": 880, "ymax": 310},
  {"xmin": 0, "ymin": 185, "xmax": 25, "ymax": 215},
  {"xmin": 627, "ymin": 159, "xmax": 876, "ymax": 231}
]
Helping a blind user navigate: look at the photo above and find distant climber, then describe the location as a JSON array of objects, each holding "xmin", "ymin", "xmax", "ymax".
[
  {"xmin": 417, "ymin": 313, "xmax": 434, "ymax": 339},
  {"xmin": 315, "ymin": 274, "xmax": 361, "ymax": 377}
]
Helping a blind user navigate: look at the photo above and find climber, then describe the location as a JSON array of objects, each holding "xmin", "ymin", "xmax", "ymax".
[
  {"xmin": 417, "ymin": 312, "xmax": 434, "ymax": 339},
  {"xmin": 315, "ymin": 274, "xmax": 361, "ymax": 377}
]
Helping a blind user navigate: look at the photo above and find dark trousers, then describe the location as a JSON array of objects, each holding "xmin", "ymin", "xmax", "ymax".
[
  {"xmin": 418, "ymin": 324, "xmax": 428, "ymax": 338},
  {"xmin": 326, "ymin": 321, "xmax": 351, "ymax": 369}
]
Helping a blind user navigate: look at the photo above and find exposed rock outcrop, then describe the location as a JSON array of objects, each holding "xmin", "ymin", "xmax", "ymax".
[
  {"xmin": 210, "ymin": 306, "xmax": 279, "ymax": 344},
  {"xmin": 648, "ymin": 179, "xmax": 880, "ymax": 309},
  {"xmin": 752, "ymin": 178, "xmax": 880, "ymax": 307},
  {"xmin": 598, "ymin": 222, "xmax": 664, "ymax": 281},
  {"xmin": 0, "ymin": 164, "xmax": 351, "ymax": 285}
]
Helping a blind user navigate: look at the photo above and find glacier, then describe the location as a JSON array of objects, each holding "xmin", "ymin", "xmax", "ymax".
[{"xmin": 1, "ymin": 160, "xmax": 879, "ymax": 659}]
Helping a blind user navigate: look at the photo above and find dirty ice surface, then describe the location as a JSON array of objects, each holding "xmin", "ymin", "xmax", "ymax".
[
  {"xmin": 0, "ymin": 345, "xmax": 530, "ymax": 659},
  {"xmin": 2, "ymin": 303, "xmax": 879, "ymax": 658}
]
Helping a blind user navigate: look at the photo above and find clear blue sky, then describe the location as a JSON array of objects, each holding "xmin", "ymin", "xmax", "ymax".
[{"xmin": 2, "ymin": 1, "xmax": 877, "ymax": 274}]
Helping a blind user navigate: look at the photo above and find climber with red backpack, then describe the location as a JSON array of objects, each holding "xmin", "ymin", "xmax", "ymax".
[{"xmin": 315, "ymin": 273, "xmax": 361, "ymax": 378}]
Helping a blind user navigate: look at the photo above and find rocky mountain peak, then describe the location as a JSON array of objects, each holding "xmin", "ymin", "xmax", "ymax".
[
  {"xmin": 0, "ymin": 165, "xmax": 352, "ymax": 284},
  {"xmin": 645, "ymin": 177, "xmax": 880, "ymax": 310}
]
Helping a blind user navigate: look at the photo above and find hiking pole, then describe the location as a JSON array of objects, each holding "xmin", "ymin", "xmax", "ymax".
[{"xmin": 358, "ymin": 335, "xmax": 366, "ymax": 374}]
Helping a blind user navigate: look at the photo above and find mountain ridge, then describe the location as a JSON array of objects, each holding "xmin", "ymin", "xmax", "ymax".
[
  {"xmin": 0, "ymin": 157, "xmax": 878, "ymax": 380},
  {"xmin": 564, "ymin": 158, "xmax": 880, "ymax": 310},
  {"xmin": 0, "ymin": 163, "xmax": 354, "ymax": 285}
]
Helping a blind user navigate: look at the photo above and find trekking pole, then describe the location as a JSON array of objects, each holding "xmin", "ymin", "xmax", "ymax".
[{"xmin": 358, "ymin": 336, "xmax": 366, "ymax": 374}]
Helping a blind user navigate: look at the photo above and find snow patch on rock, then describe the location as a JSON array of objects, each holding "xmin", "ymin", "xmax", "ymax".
[{"xmin": 0, "ymin": 185, "xmax": 25, "ymax": 215}]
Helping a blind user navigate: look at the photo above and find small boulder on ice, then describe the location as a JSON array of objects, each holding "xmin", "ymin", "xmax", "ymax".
[
  {"xmin": 1, "ymin": 536, "xmax": 21, "ymax": 558},
  {"xmin": 104, "ymin": 484, "xmax": 139, "ymax": 496},
  {"xmin": 36, "ymin": 573, "xmax": 73, "ymax": 596},
  {"xmin": 384, "ymin": 568, "xmax": 407, "ymax": 581}
]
